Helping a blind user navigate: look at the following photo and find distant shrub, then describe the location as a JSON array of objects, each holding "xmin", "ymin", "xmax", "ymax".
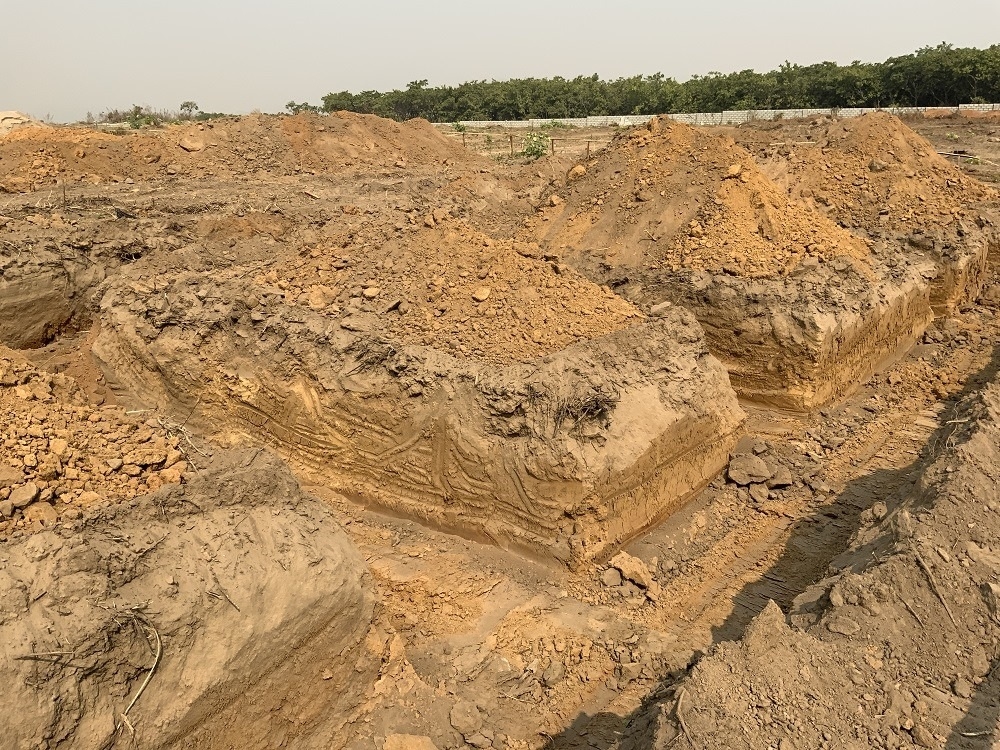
[{"xmin": 522, "ymin": 131, "xmax": 548, "ymax": 159}]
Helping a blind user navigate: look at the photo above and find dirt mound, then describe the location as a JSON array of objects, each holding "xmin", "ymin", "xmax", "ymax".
[
  {"xmin": 535, "ymin": 116, "xmax": 871, "ymax": 279},
  {"xmin": 262, "ymin": 220, "xmax": 640, "ymax": 364},
  {"xmin": 0, "ymin": 112, "xmax": 480, "ymax": 192},
  {"xmin": 0, "ymin": 346, "xmax": 189, "ymax": 539},
  {"xmin": 732, "ymin": 112, "xmax": 1000, "ymax": 309},
  {"xmin": 627, "ymin": 366, "xmax": 1000, "ymax": 750},
  {"xmin": 530, "ymin": 118, "xmax": 946, "ymax": 410},
  {"xmin": 737, "ymin": 112, "xmax": 996, "ymax": 234},
  {"xmin": 0, "ymin": 111, "xmax": 48, "ymax": 136},
  {"xmin": 92, "ymin": 241, "xmax": 745, "ymax": 565},
  {"xmin": 1, "ymin": 447, "xmax": 375, "ymax": 749}
]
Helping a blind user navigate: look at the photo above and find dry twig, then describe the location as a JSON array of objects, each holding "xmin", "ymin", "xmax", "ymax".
[
  {"xmin": 916, "ymin": 553, "xmax": 957, "ymax": 626},
  {"xmin": 676, "ymin": 687, "xmax": 698, "ymax": 749},
  {"xmin": 114, "ymin": 613, "xmax": 162, "ymax": 739}
]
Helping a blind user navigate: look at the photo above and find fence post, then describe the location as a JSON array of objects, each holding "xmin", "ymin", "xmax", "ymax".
[
  {"xmin": 509, "ymin": 133, "xmax": 514, "ymax": 156},
  {"xmin": 462, "ymin": 132, "xmax": 466, "ymax": 148},
  {"xmin": 550, "ymin": 138, "xmax": 555, "ymax": 156},
  {"xmin": 586, "ymin": 141, "xmax": 591, "ymax": 160}
]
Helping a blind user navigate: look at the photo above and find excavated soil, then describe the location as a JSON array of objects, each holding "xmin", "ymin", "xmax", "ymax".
[
  {"xmin": 533, "ymin": 115, "xmax": 998, "ymax": 409},
  {"xmin": 4, "ymin": 110, "xmax": 1000, "ymax": 750},
  {"xmin": 626, "ymin": 343, "xmax": 1000, "ymax": 750}
]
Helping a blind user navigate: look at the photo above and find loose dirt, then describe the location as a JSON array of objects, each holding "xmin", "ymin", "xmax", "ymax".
[{"xmin": 3, "ymin": 110, "xmax": 1000, "ymax": 750}]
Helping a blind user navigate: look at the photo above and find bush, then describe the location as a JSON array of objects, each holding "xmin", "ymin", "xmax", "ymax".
[{"xmin": 522, "ymin": 131, "xmax": 548, "ymax": 159}]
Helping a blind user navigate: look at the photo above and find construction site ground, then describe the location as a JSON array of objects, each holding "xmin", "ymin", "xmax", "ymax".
[{"xmin": 2, "ymin": 110, "xmax": 1000, "ymax": 750}]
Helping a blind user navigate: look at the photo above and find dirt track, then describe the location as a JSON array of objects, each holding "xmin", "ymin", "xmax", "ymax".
[{"xmin": 2, "ymin": 110, "xmax": 1000, "ymax": 749}]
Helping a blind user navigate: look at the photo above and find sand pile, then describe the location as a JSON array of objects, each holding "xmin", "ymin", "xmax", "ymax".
[
  {"xmin": 0, "ymin": 111, "xmax": 479, "ymax": 192},
  {"xmin": 0, "ymin": 346, "xmax": 190, "ymax": 541},
  {"xmin": 535, "ymin": 116, "xmax": 871, "ymax": 279}
]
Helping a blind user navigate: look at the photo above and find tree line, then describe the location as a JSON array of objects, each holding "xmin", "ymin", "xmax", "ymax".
[{"xmin": 286, "ymin": 44, "xmax": 1000, "ymax": 122}]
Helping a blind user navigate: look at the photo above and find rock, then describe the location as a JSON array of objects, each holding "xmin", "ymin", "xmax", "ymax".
[
  {"xmin": 601, "ymin": 567, "xmax": 623, "ymax": 587},
  {"xmin": 766, "ymin": 465, "xmax": 793, "ymax": 489},
  {"xmin": 0, "ymin": 499, "xmax": 13, "ymax": 518},
  {"xmin": 725, "ymin": 163, "xmax": 743, "ymax": 179},
  {"xmin": 826, "ymin": 615, "xmax": 860, "ymax": 636},
  {"xmin": 160, "ymin": 462, "xmax": 187, "ymax": 485},
  {"xmin": 107, "ymin": 458, "xmax": 124, "ymax": 471},
  {"xmin": 450, "ymin": 699, "xmax": 482, "ymax": 736},
  {"xmin": 432, "ymin": 207, "xmax": 450, "ymax": 224},
  {"xmin": 650, "ymin": 301, "xmax": 671, "ymax": 316},
  {"xmin": 610, "ymin": 551, "xmax": 654, "ymax": 589},
  {"xmin": 0, "ymin": 465, "xmax": 25, "ymax": 488},
  {"xmin": 48, "ymin": 438, "xmax": 69, "ymax": 458},
  {"xmin": 179, "ymin": 136, "xmax": 205, "ymax": 153},
  {"xmin": 542, "ymin": 660, "xmax": 566, "ymax": 687},
  {"xmin": 472, "ymin": 287, "xmax": 491, "ymax": 303},
  {"xmin": 78, "ymin": 491, "xmax": 103, "ymax": 506},
  {"xmin": 952, "ymin": 677, "xmax": 973, "ymax": 699},
  {"xmin": 568, "ymin": 164, "xmax": 587, "ymax": 181},
  {"xmin": 549, "ymin": 194, "xmax": 564, "ymax": 207},
  {"xmin": 384, "ymin": 735, "xmax": 439, "ymax": 750},
  {"xmin": 749, "ymin": 483, "xmax": 770, "ymax": 503},
  {"xmin": 910, "ymin": 724, "xmax": 936, "ymax": 748},
  {"xmin": 634, "ymin": 190, "xmax": 652, "ymax": 202},
  {"xmin": 423, "ymin": 214, "xmax": 436, "ymax": 228},
  {"xmin": 23, "ymin": 502, "xmax": 57, "ymax": 527},
  {"xmin": 868, "ymin": 158, "xmax": 889, "ymax": 173},
  {"xmin": 362, "ymin": 286, "xmax": 381, "ymax": 299},
  {"xmin": 728, "ymin": 455, "xmax": 772, "ymax": 486},
  {"xmin": 122, "ymin": 446, "xmax": 166, "ymax": 467},
  {"xmin": 9, "ymin": 483, "xmax": 39, "ymax": 509},
  {"xmin": 465, "ymin": 733, "xmax": 493, "ymax": 749}
]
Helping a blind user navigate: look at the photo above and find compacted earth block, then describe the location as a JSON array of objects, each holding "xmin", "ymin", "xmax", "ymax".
[{"xmin": 2, "ymin": 109, "xmax": 1000, "ymax": 748}]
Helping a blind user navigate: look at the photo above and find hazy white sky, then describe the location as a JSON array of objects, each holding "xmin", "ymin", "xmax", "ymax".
[{"xmin": 3, "ymin": 0, "xmax": 999, "ymax": 122}]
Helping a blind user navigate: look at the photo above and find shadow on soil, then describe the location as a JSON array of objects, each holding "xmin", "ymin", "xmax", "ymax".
[
  {"xmin": 945, "ymin": 659, "xmax": 1000, "ymax": 749},
  {"xmin": 547, "ymin": 341, "xmax": 1000, "ymax": 750}
]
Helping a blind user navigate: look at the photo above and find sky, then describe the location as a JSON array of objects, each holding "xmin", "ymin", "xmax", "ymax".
[{"xmin": 3, "ymin": 0, "xmax": 999, "ymax": 123}]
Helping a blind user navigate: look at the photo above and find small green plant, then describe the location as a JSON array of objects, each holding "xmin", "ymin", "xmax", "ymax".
[
  {"xmin": 946, "ymin": 132, "xmax": 959, "ymax": 141},
  {"xmin": 452, "ymin": 122, "xmax": 467, "ymax": 133},
  {"xmin": 522, "ymin": 131, "xmax": 548, "ymax": 160}
]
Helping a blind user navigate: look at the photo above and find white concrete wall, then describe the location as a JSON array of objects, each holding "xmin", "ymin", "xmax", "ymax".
[{"xmin": 440, "ymin": 103, "xmax": 1000, "ymax": 129}]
